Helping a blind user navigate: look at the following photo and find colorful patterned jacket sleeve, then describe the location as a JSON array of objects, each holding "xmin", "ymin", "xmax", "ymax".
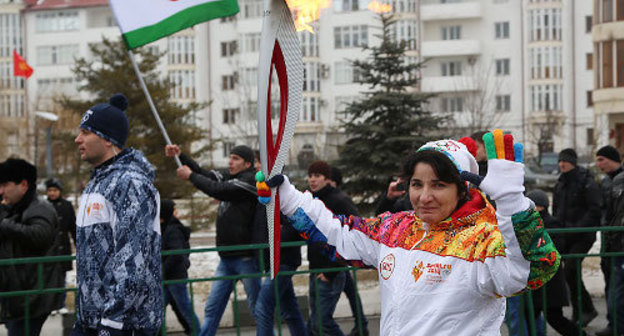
[
  {"xmin": 476, "ymin": 206, "xmax": 560, "ymax": 298},
  {"xmin": 280, "ymin": 178, "xmax": 384, "ymax": 267}
]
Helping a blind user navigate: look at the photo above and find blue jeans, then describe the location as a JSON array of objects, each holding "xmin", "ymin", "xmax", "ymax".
[
  {"xmin": 198, "ymin": 256, "xmax": 261, "ymax": 336},
  {"xmin": 5, "ymin": 315, "xmax": 48, "ymax": 336},
  {"xmin": 505, "ymin": 296, "xmax": 545, "ymax": 336},
  {"xmin": 308, "ymin": 271, "xmax": 346, "ymax": 336},
  {"xmin": 164, "ymin": 283, "xmax": 200, "ymax": 335},
  {"xmin": 607, "ymin": 257, "xmax": 624, "ymax": 333},
  {"xmin": 255, "ymin": 264, "xmax": 306, "ymax": 336}
]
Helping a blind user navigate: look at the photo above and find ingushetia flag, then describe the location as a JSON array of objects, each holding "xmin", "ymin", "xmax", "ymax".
[{"xmin": 109, "ymin": 0, "xmax": 239, "ymax": 50}]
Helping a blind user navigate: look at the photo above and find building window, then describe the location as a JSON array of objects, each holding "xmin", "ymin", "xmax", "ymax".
[
  {"xmin": 391, "ymin": 20, "xmax": 417, "ymax": 50},
  {"xmin": 36, "ymin": 77, "xmax": 76, "ymax": 97},
  {"xmin": 603, "ymin": 41, "xmax": 614, "ymax": 88},
  {"xmin": 221, "ymin": 73, "xmax": 237, "ymax": 90},
  {"xmin": 168, "ymin": 36, "xmax": 195, "ymax": 64},
  {"xmin": 36, "ymin": 45, "xmax": 79, "ymax": 65},
  {"xmin": 335, "ymin": 61, "xmax": 356, "ymax": 84},
  {"xmin": 169, "ymin": 70, "xmax": 196, "ymax": 99},
  {"xmin": 221, "ymin": 41, "xmax": 238, "ymax": 57},
  {"xmin": 334, "ymin": 0, "xmax": 360, "ymax": 12},
  {"xmin": 220, "ymin": 16, "xmax": 236, "ymax": 23},
  {"xmin": 223, "ymin": 142, "xmax": 235, "ymax": 157},
  {"xmin": 586, "ymin": 53, "xmax": 593, "ymax": 70},
  {"xmin": 242, "ymin": 0, "xmax": 262, "ymax": 18},
  {"xmin": 441, "ymin": 61, "xmax": 462, "ymax": 76},
  {"xmin": 0, "ymin": 61, "xmax": 25, "ymax": 90},
  {"xmin": 495, "ymin": 59, "xmax": 510, "ymax": 76},
  {"xmin": 0, "ymin": 14, "xmax": 22, "ymax": 58},
  {"xmin": 303, "ymin": 62, "xmax": 321, "ymax": 92},
  {"xmin": 587, "ymin": 90, "xmax": 593, "ymax": 107},
  {"xmin": 243, "ymin": 33, "xmax": 261, "ymax": 53},
  {"xmin": 603, "ymin": 0, "xmax": 614, "ymax": 23},
  {"xmin": 586, "ymin": 16, "xmax": 593, "ymax": 33},
  {"xmin": 441, "ymin": 97, "xmax": 464, "ymax": 113},
  {"xmin": 587, "ymin": 128, "xmax": 594, "ymax": 146},
  {"xmin": 301, "ymin": 96, "xmax": 320, "ymax": 122},
  {"xmin": 618, "ymin": 40, "xmax": 624, "ymax": 87},
  {"xmin": 495, "ymin": 95, "xmax": 511, "ymax": 112},
  {"xmin": 441, "ymin": 26, "xmax": 461, "ymax": 40},
  {"xmin": 529, "ymin": 46, "xmax": 563, "ymax": 79},
  {"xmin": 223, "ymin": 108, "xmax": 239, "ymax": 124},
  {"xmin": 300, "ymin": 31, "xmax": 319, "ymax": 57},
  {"xmin": 530, "ymin": 84, "xmax": 563, "ymax": 111},
  {"xmin": 35, "ymin": 11, "xmax": 79, "ymax": 32},
  {"xmin": 242, "ymin": 67, "xmax": 258, "ymax": 87},
  {"xmin": 334, "ymin": 25, "xmax": 368, "ymax": 49},
  {"xmin": 529, "ymin": 8, "xmax": 562, "ymax": 42},
  {"xmin": 495, "ymin": 22, "xmax": 510, "ymax": 39}
]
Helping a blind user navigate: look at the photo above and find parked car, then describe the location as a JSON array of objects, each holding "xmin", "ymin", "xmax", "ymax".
[{"xmin": 524, "ymin": 164, "xmax": 558, "ymax": 192}]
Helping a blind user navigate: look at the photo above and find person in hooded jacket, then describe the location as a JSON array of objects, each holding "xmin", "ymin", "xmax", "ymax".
[
  {"xmin": 553, "ymin": 148, "xmax": 601, "ymax": 326},
  {"xmin": 160, "ymin": 199, "xmax": 200, "ymax": 336},
  {"xmin": 72, "ymin": 94, "xmax": 162, "ymax": 336},
  {"xmin": 45, "ymin": 177, "xmax": 76, "ymax": 315},
  {"xmin": 0, "ymin": 158, "xmax": 63, "ymax": 336},
  {"xmin": 165, "ymin": 143, "xmax": 260, "ymax": 336}
]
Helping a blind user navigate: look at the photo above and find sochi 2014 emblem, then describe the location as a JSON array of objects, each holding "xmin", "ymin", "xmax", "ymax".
[{"xmin": 380, "ymin": 254, "xmax": 395, "ymax": 280}]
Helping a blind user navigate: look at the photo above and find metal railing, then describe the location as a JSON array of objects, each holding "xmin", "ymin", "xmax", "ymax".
[{"xmin": 0, "ymin": 227, "xmax": 622, "ymax": 336}]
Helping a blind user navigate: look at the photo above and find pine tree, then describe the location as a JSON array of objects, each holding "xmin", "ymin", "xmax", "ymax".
[
  {"xmin": 336, "ymin": 14, "xmax": 446, "ymax": 212},
  {"xmin": 59, "ymin": 38, "xmax": 208, "ymax": 198}
]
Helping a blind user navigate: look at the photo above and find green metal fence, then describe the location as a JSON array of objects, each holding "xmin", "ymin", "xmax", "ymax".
[{"xmin": 0, "ymin": 227, "xmax": 622, "ymax": 336}]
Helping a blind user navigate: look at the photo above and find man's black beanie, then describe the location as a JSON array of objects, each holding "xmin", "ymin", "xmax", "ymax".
[
  {"xmin": 80, "ymin": 94, "xmax": 129, "ymax": 148},
  {"xmin": 558, "ymin": 148, "xmax": 577, "ymax": 166},
  {"xmin": 596, "ymin": 145, "xmax": 621, "ymax": 163},
  {"xmin": 230, "ymin": 145, "xmax": 254, "ymax": 164},
  {"xmin": 0, "ymin": 158, "xmax": 37, "ymax": 187}
]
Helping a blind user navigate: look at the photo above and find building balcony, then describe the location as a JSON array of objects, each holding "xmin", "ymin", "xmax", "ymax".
[
  {"xmin": 421, "ymin": 1, "xmax": 482, "ymax": 21},
  {"xmin": 421, "ymin": 76, "xmax": 476, "ymax": 93},
  {"xmin": 593, "ymin": 87, "xmax": 624, "ymax": 116},
  {"xmin": 421, "ymin": 40, "xmax": 481, "ymax": 58}
]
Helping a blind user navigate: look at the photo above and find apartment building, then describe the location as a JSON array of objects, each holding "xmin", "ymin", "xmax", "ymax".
[
  {"xmin": 592, "ymin": 0, "xmax": 624, "ymax": 153},
  {"xmin": 0, "ymin": 0, "xmax": 28, "ymax": 159}
]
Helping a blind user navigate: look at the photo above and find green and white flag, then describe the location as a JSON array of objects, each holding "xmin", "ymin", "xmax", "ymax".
[{"xmin": 109, "ymin": 0, "xmax": 239, "ymax": 49}]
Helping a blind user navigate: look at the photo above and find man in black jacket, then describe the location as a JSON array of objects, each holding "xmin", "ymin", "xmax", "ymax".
[
  {"xmin": 0, "ymin": 158, "xmax": 63, "ymax": 336},
  {"xmin": 160, "ymin": 199, "xmax": 199, "ymax": 336},
  {"xmin": 45, "ymin": 177, "xmax": 76, "ymax": 315},
  {"xmin": 553, "ymin": 148, "xmax": 601, "ymax": 326},
  {"xmin": 307, "ymin": 161, "xmax": 358, "ymax": 336},
  {"xmin": 165, "ymin": 144, "xmax": 260, "ymax": 336},
  {"xmin": 595, "ymin": 146, "xmax": 624, "ymax": 336}
]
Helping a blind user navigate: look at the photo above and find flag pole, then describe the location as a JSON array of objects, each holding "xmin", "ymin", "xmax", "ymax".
[{"xmin": 127, "ymin": 50, "xmax": 182, "ymax": 167}]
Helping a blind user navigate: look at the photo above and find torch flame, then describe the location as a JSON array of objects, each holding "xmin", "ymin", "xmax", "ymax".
[
  {"xmin": 367, "ymin": 0, "xmax": 392, "ymax": 13},
  {"xmin": 285, "ymin": 0, "xmax": 331, "ymax": 33}
]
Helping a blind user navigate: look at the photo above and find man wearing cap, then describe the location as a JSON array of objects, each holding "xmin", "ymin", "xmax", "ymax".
[
  {"xmin": 72, "ymin": 94, "xmax": 162, "ymax": 336},
  {"xmin": 45, "ymin": 178, "xmax": 76, "ymax": 315},
  {"xmin": 165, "ymin": 143, "xmax": 259, "ymax": 336},
  {"xmin": 0, "ymin": 158, "xmax": 63, "ymax": 336},
  {"xmin": 595, "ymin": 145, "xmax": 624, "ymax": 336},
  {"xmin": 553, "ymin": 148, "xmax": 601, "ymax": 326}
]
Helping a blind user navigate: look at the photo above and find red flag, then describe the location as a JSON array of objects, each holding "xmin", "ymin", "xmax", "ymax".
[{"xmin": 13, "ymin": 50, "xmax": 33, "ymax": 79}]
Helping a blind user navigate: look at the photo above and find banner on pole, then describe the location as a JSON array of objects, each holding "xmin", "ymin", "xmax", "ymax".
[{"xmin": 109, "ymin": 0, "xmax": 239, "ymax": 49}]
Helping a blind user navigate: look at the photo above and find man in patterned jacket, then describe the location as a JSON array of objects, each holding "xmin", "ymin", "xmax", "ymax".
[{"xmin": 71, "ymin": 94, "xmax": 162, "ymax": 336}]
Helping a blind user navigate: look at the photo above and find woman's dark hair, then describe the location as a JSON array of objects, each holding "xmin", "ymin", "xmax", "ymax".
[{"xmin": 402, "ymin": 150, "xmax": 466, "ymax": 198}]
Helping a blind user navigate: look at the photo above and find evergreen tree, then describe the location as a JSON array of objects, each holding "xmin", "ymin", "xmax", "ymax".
[
  {"xmin": 59, "ymin": 38, "xmax": 208, "ymax": 198},
  {"xmin": 336, "ymin": 14, "xmax": 445, "ymax": 212}
]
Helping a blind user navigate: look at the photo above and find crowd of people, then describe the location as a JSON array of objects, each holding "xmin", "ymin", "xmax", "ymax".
[{"xmin": 0, "ymin": 93, "xmax": 621, "ymax": 336}]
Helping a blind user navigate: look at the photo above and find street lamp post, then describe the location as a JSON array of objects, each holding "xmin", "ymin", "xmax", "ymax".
[{"xmin": 35, "ymin": 111, "xmax": 59, "ymax": 178}]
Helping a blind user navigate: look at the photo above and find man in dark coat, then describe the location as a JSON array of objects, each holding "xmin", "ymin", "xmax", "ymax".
[
  {"xmin": 0, "ymin": 158, "xmax": 63, "ymax": 336},
  {"xmin": 45, "ymin": 177, "xmax": 76, "ymax": 315},
  {"xmin": 595, "ymin": 145, "xmax": 624, "ymax": 336},
  {"xmin": 160, "ymin": 199, "xmax": 199, "ymax": 336},
  {"xmin": 165, "ymin": 144, "xmax": 260, "ymax": 336},
  {"xmin": 527, "ymin": 190, "xmax": 579, "ymax": 336},
  {"xmin": 553, "ymin": 148, "xmax": 601, "ymax": 326},
  {"xmin": 307, "ymin": 161, "xmax": 359, "ymax": 336}
]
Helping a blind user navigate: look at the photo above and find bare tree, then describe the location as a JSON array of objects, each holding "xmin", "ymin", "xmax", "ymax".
[
  {"xmin": 526, "ymin": 109, "xmax": 565, "ymax": 167},
  {"xmin": 441, "ymin": 57, "xmax": 508, "ymax": 137}
]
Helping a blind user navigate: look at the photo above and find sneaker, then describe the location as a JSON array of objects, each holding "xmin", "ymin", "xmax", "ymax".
[
  {"xmin": 58, "ymin": 307, "xmax": 69, "ymax": 315},
  {"xmin": 50, "ymin": 310, "xmax": 58, "ymax": 316}
]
